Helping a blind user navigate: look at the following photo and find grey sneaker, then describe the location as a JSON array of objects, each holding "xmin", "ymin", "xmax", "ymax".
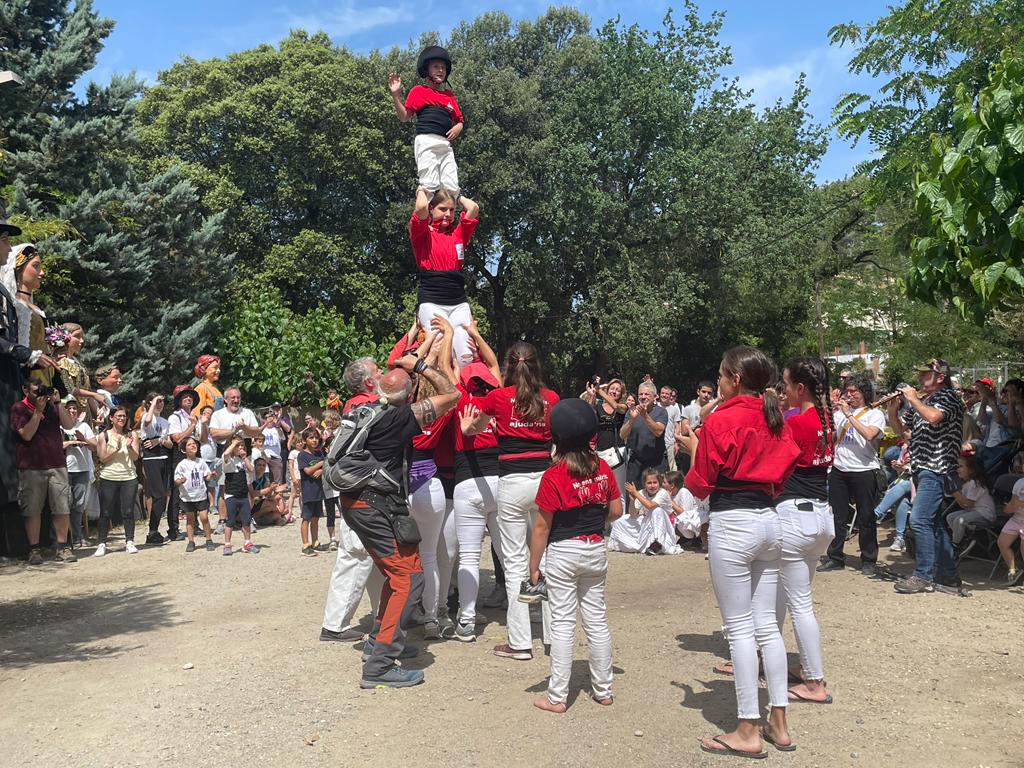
[
  {"xmin": 894, "ymin": 575, "xmax": 934, "ymax": 594},
  {"xmin": 27, "ymin": 548, "xmax": 44, "ymax": 565},
  {"xmin": 214, "ymin": 520, "xmax": 225, "ymax": 535},
  {"xmin": 436, "ymin": 610, "xmax": 456, "ymax": 639},
  {"xmin": 453, "ymin": 621, "xmax": 476, "ymax": 642},
  {"xmin": 422, "ymin": 619, "xmax": 441, "ymax": 640},
  {"xmin": 518, "ymin": 575, "xmax": 548, "ymax": 604},
  {"xmin": 320, "ymin": 627, "xmax": 365, "ymax": 643},
  {"xmin": 889, "ymin": 536, "xmax": 905, "ymax": 553},
  {"xmin": 359, "ymin": 666, "xmax": 424, "ymax": 689}
]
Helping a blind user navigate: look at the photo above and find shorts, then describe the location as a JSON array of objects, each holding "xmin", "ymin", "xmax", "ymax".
[
  {"xmin": 301, "ymin": 499, "xmax": 324, "ymax": 521},
  {"xmin": 180, "ymin": 499, "xmax": 210, "ymax": 514},
  {"xmin": 225, "ymin": 496, "xmax": 252, "ymax": 530},
  {"xmin": 19, "ymin": 468, "xmax": 71, "ymax": 517},
  {"xmin": 1001, "ymin": 516, "xmax": 1024, "ymax": 538}
]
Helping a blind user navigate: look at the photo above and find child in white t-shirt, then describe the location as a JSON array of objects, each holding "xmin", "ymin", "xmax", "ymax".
[
  {"xmin": 947, "ymin": 455, "xmax": 997, "ymax": 546},
  {"xmin": 610, "ymin": 469, "xmax": 679, "ymax": 554},
  {"xmin": 997, "ymin": 477, "xmax": 1024, "ymax": 584},
  {"xmin": 287, "ymin": 432, "xmax": 302, "ymax": 519},
  {"xmin": 174, "ymin": 436, "xmax": 213, "ymax": 552},
  {"xmin": 667, "ymin": 470, "xmax": 709, "ymax": 552}
]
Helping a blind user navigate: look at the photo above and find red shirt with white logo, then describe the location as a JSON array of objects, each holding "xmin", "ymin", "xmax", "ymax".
[
  {"xmin": 474, "ymin": 386, "xmax": 559, "ymax": 475},
  {"xmin": 535, "ymin": 459, "xmax": 619, "ymax": 542},
  {"xmin": 453, "ymin": 386, "xmax": 499, "ymax": 483}
]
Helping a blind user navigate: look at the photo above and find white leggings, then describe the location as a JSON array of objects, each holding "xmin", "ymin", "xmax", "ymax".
[
  {"xmin": 453, "ymin": 474, "xmax": 502, "ymax": 624},
  {"xmin": 408, "ymin": 477, "xmax": 450, "ymax": 622},
  {"xmin": 774, "ymin": 498, "xmax": 833, "ymax": 682},
  {"xmin": 545, "ymin": 539, "xmax": 612, "ymax": 705},
  {"xmin": 498, "ymin": 471, "xmax": 550, "ymax": 650},
  {"xmin": 708, "ymin": 507, "xmax": 787, "ymax": 720},
  {"xmin": 413, "ymin": 133, "xmax": 459, "ymax": 193},
  {"xmin": 417, "ymin": 302, "xmax": 474, "ymax": 367}
]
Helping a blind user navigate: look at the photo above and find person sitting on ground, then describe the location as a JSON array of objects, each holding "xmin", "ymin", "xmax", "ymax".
[
  {"xmin": 173, "ymin": 436, "xmax": 213, "ymax": 552},
  {"xmin": 609, "ymin": 469, "xmax": 677, "ymax": 554},
  {"xmin": 668, "ymin": 469, "xmax": 709, "ymax": 551},
  {"xmin": 250, "ymin": 456, "xmax": 289, "ymax": 528}
]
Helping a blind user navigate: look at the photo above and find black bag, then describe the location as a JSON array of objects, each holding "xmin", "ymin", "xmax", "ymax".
[{"xmin": 386, "ymin": 509, "xmax": 422, "ymax": 546}]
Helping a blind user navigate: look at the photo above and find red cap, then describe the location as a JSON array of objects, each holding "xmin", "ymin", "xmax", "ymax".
[
  {"xmin": 975, "ymin": 377, "xmax": 995, "ymax": 388},
  {"xmin": 460, "ymin": 362, "xmax": 499, "ymax": 390}
]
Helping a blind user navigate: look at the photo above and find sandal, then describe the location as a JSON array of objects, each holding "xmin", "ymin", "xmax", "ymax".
[
  {"xmin": 788, "ymin": 686, "xmax": 833, "ymax": 704},
  {"xmin": 760, "ymin": 726, "xmax": 796, "ymax": 752},
  {"xmin": 699, "ymin": 736, "xmax": 768, "ymax": 760},
  {"xmin": 713, "ymin": 661, "xmax": 734, "ymax": 675}
]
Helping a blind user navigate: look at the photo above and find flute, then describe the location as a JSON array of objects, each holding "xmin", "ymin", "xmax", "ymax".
[{"xmin": 871, "ymin": 391, "xmax": 904, "ymax": 408}]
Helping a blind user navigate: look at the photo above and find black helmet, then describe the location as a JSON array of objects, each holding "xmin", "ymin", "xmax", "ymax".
[
  {"xmin": 550, "ymin": 398, "xmax": 598, "ymax": 449},
  {"xmin": 417, "ymin": 45, "xmax": 452, "ymax": 80}
]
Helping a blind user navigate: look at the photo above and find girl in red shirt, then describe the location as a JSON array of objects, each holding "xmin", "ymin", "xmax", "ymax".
[
  {"xmin": 686, "ymin": 347, "xmax": 800, "ymax": 759},
  {"xmin": 777, "ymin": 356, "xmax": 835, "ymax": 706},
  {"xmin": 471, "ymin": 341, "xmax": 559, "ymax": 660},
  {"xmin": 409, "ymin": 187, "xmax": 480, "ymax": 367},
  {"xmin": 528, "ymin": 398, "xmax": 623, "ymax": 712}
]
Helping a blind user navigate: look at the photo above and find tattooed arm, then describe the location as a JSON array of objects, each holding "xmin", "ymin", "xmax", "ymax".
[{"xmin": 396, "ymin": 354, "xmax": 460, "ymax": 428}]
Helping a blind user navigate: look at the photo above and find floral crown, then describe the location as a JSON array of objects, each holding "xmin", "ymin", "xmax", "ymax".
[{"xmin": 45, "ymin": 324, "xmax": 71, "ymax": 350}]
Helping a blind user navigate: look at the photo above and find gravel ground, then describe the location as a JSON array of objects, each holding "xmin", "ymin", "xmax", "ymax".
[{"xmin": 1, "ymin": 521, "xmax": 1022, "ymax": 768}]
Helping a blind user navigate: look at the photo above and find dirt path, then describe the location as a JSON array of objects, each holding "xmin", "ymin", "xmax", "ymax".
[{"xmin": 1, "ymin": 524, "xmax": 1021, "ymax": 767}]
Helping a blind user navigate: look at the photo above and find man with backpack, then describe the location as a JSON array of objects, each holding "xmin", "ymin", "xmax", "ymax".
[{"xmin": 321, "ymin": 345, "xmax": 460, "ymax": 689}]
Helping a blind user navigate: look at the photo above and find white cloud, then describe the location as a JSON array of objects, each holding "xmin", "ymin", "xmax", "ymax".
[
  {"xmin": 283, "ymin": 2, "xmax": 410, "ymax": 38},
  {"xmin": 735, "ymin": 44, "xmax": 858, "ymax": 113}
]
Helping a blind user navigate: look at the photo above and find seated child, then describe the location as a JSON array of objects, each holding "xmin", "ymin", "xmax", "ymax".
[
  {"xmin": 609, "ymin": 469, "xmax": 678, "ymax": 554},
  {"xmin": 997, "ymin": 477, "xmax": 1024, "ymax": 585},
  {"xmin": 947, "ymin": 454, "xmax": 996, "ymax": 546},
  {"xmin": 250, "ymin": 457, "xmax": 289, "ymax": 527},
  {"xmin": 666, "ymin": 469, "xmax": 709, "ymax": 551}
]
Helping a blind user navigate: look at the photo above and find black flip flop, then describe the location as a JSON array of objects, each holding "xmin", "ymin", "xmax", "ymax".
[
  {"xmin": 788, "ymin": 687, "xmax": 833, "ymax": 704},
  {"xmin": 699, "ymin": 736, "xmax": 768, "ymax": 760},
  {"xmin": 761, "ymin": 727, "xmax": 797, "ymax": 752}
]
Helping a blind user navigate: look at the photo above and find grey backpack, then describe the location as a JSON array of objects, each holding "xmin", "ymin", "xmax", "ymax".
[{"xmin": 323, "ymin": 403, "xmax": 401, "ymax": 495}]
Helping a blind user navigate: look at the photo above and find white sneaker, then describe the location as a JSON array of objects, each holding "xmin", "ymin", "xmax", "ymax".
[
  {"xmin": 93, "ymin": 543, "xmax": 107, "ymax": 557},
  {"xmin": 125, "ymin": 540, "xmax": 139, "ymax": 554}
]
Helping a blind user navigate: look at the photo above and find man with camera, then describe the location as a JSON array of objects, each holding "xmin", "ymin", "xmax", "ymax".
[
  {"xmin": 11, "ymin": 379, "xmax": 77, "ymax": 563},
  {"xmin": 620, "ymin": 381, "xmax": 668, "ymax": 487}
]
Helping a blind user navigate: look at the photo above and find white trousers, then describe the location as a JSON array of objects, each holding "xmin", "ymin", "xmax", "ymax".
[
  {"xmin": 414, "ymin": 133, "xmax": 459, "ymax": 194},
  {"xmin": 437, "ymin": 497, "xmax": 457, "ymax": 615},
  {"xmin": 322, "ymin": 518, "xmax": 383, "ymax": 632},
  {"xmin": 545, "ymin": 539, "xmax": 612, "ymax": 704},
  {"xmin": 774, "ymin": 498, "xmax": 833, "ymax": 682},
  {"xmin": 708, "ymin": 507, "xmax": 787, "ymax": 720},
  {"xmin": 408, "ymin": 477, "xmax": 450, "ymax": 622},
  {"xmin": 498, "ymin": 471, "xmax": 550, "ymax": 649},
  {"xmin": 642, "ymin": 506, "xmax": 683, "ymax": 554},
  {"xmin": 417, "ymin": 301, "xmax": 474, "ymax": 367},
  {"xmin": 453, "ymin": 474, "xmax": 502, "ymax": 624}
]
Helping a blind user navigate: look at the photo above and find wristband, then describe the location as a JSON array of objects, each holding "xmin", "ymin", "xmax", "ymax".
[{"xmin": 413, "ymin": 359, "xmax": 429, "ymax": 375}]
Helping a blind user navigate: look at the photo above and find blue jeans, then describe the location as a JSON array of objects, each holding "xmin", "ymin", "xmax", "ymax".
[
  {"xmin": 882, "ymin": 445, "xmax": 903, "ymax": 484},
  {"xmin": 910, "ymin": 470, "xmax": 956, "ymax": 582},
  {"xmin": 874, "ymin": 479, "xmax": 911, "ymax": 538}
]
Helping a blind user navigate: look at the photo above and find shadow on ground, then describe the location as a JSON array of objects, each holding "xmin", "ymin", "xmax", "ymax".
[{"xmin": 0, "ymin": 584, "xmax": 181, "ymax": 668}]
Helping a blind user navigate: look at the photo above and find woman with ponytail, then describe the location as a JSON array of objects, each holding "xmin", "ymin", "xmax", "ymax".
[
  {"xmin": 686, "ymin": 347, "xmax": 800, "ymax": 758},
  {"xmin": 777, "ymin": 357, "xmax": 835, "ymax": 705},
  {"xmin": 470, "ymin": 341, "xmax": 559, "ymax": 660}
]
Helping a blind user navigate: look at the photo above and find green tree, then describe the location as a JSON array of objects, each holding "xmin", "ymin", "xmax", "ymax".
[{"xmin": 912, "ymin": 48, "xmax": 1024, "ymax": 320}]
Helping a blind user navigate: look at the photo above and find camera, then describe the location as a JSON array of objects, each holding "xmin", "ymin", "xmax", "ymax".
[{"xmin": 35, "ymin": 385, "xmax": 55, "ymax": 398}]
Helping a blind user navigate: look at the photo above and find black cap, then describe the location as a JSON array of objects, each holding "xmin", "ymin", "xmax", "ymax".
[
  {"xmin": 417, "ymin": 45, "xmax": 452, "ymax": 79},
  {"xmin": 550, "ymin": 398, "xmax": 598, "ymax": 448}
]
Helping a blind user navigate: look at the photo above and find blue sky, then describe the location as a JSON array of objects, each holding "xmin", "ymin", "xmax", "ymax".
[{"xmin": 84, "ymin": 0, "xmax": 891, "ymax": 182}]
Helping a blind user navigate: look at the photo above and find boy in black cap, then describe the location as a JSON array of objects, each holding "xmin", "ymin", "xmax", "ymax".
[{"xmin": 388, "ymin": 45, "xmax": 464, "ymax": 194}]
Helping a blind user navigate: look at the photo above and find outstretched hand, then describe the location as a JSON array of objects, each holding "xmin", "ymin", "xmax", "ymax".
[{"xmin": 388, "ymin": 73, "xmax": 402, "ymax": 94}]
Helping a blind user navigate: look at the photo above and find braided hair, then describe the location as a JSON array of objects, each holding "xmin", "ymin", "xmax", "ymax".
[{"xmin": 784, "ymin": 356, "xmax": 832, "ymax": 450}]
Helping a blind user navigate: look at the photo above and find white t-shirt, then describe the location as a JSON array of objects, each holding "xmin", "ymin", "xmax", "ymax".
[
  {"xmin": 168, "ymin": 409, "xmax": 199, "ymax": 442},
  {"xmin": 174, "ymin": 458, "xmax": 211, "ymax": 503},
  {"xmin": 663, "ymin": 403, "xmax": 681, "ymax": 449},
  {"xmin": 635, "ymin": 488, "xmax": 673, "ymax": 515},
  {"xmin": 682, "ymin": 400, "xmax": 702, "ymax": 429},
  {"xmin": 959, "ymin": 479, "xmax": 996, "ymax": 522},
  {"xmin": 209, "ymin": 407, "xmax": 259, "ymax": 445},
  {"xmin": 832, "ymin": 408, "xmax": 887, "ymax": 472},
  {"xmin": 261, "ymin": 427, "xmax": 283, "ymax": 459},
  {"xmin": 63, "ymin": 421, "xmax": 95, "ymax": 474}
]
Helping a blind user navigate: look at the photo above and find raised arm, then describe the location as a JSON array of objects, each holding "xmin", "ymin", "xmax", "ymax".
[
  {"xmin": 388, "ymin": 73, "xmax": 410, "ymax": 122},
  {"xmin": 465, "ymin": 319, "xmax": 500, "ymax": 383},
  {"xmin": 398, "ymin": 355, "xmax": 459, "ymax": 428},
  {"xmin": 459, "ymin": 195, "xmax": 479, "ymax": 220},
  {"xmin": 430, "ymin": 314, "xmax": 459, "ymax": 387},
  {"xmin": 414, "ymin": 186, "xmax": 431, "ymax": 221}
]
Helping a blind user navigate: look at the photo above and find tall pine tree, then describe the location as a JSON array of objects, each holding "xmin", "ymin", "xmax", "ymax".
[{"xmin": 0, "ymin": 0, "xmax": 226, "ymax": 395}]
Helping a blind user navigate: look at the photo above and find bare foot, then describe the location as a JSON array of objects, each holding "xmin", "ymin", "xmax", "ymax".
[
  {"xmin": 699, "ymin": 733, "xmax": 764, "ymax": 756},
  {"xmin": 533, "ymin": 696, "xmax": 567, "ymax": 713},
  {"xmin": 788, "ymin": 681, "xmax": 832, "ymax": 703},
  {"xmin": 713, "ymin": 661, "xmax": 734, "ymax": 675},
  {"xmin": 762, "ymin": 723, "xmax": 794, "ymax": 750},
  {"xmin": 593, "ymin": 695, "xmax": 614, "ymax": 706}
]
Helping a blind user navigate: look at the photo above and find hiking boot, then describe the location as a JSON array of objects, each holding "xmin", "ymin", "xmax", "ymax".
[
  {"xmin": 889, "ymin": 536, "xmax": 905, "ymax": 553},
  {"xmin": 359, "ymin": 666, "xmax": 425, "ymax": 689},
  {"xmin": 492, "ymin": 643, "xmax": 532, "ymax": 661},
  {"xmin": 319, "ymin": 627, "xmax": 365, "ymax": 643},
  {"xmin": 894, "ymin": 575, "xmax": 934, "ymax": 594},
  {"xmin": 56, "ymin": 547, "xmax": 78, "ymax": 563},
  {"xmin": 453, "ymin": 621, "xmax": 476, "ymax": 643},
  {"xmin": 27, "ymin": 548, "xmax": 44, "ymax": 565},
  {"xmin": 518, "ymin": 576, "xmax": 548, "ymax": 604}
]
